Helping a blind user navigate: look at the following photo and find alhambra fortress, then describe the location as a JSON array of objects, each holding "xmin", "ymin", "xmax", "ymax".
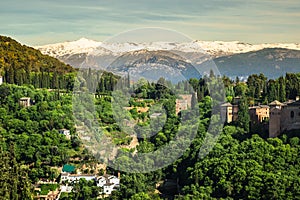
[
  {"xmin": 221, "ymin": 97, "xmax": 300, "ymax": 138},
  {"xmin": 174, "ymin": 93, "xmax": 298, "ymax": 138}
]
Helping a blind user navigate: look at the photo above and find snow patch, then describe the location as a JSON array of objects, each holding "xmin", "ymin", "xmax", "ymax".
[{"xmin": 35, "ymin": 38, "xmax": 300, "ymax": 59}]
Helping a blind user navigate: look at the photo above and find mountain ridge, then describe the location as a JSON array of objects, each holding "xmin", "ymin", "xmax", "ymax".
[
  {"xmin": 34, "ymin": 38, "xmax": 300, "ymax": 80},
  {"xmin": 35, "ymin": 38, "xmax": 300, "ymax": 59}
]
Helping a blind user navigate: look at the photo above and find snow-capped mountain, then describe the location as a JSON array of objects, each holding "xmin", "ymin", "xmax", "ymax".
[
  {"xmin": 35, "ymin": 38, "xmax": 300, "ymax": 80},
  {"xmin": 36, "ymin": 38, "xmax": 300, "ymax": 59},
  {"xmin": 35, "ymin": 38, "xmax": 104, "ymax": 57}
]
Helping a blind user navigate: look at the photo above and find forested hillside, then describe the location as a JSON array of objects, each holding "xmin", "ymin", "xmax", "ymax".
[
  {"xmin": 0, "ymin": 36, "xmax": 74, "ymax": 73},
  {"xmin": 0, "ymin": 36, "xmax": 76, "ymax": 88}
]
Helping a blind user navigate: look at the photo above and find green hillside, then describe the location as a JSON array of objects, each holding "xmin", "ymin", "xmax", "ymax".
[
  {"xmin": 0, "ymin": 36, "xmax": 74, "ymax": 74},
  {"xmin": 0, "ymin": 36, "xmax": 76, "ymax": 89}
]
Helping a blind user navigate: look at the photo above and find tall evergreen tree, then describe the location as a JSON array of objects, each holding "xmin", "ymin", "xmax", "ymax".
[
  {"xmin": 278, "ymin": 76, "xmax": 286, "ymax": 102},
  {"xmin": 237, "ymin": 96, "xmax": 250, "ymax": 132},
  {"xmin": 267, "ymin": 80, "xmax": 278, "ymax": 102}
]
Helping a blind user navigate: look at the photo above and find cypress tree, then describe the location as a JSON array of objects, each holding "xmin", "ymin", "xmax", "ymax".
[
  {"xmin": 278, "ymin": 76, "xmax": 286, "ymax": 102},
  {"xmin": 237, "ymin": 96, "xmax": 250, "ymax": 132}
]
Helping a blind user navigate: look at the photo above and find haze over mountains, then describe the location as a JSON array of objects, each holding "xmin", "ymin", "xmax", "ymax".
[{"xmin": 35, "ymin": 38, "xmax": 300, "ymax": 80}]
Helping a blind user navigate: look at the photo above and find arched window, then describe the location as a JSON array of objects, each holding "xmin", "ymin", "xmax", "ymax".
[{"xmin": 291, "ymin": 111, "xmax": 295, "ymax": 118}]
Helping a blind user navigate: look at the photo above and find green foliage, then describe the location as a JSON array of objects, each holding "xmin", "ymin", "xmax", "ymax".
[
  {"xmin": 0, "ymin": 36, "xmax": 76, "ymax": 89},
  {"xmin": 0, "ymin": 144, "xmax": 33, "ymax": 200},
  {"xmin": 0, "ymin": 36, "xmax": 74, "ymax": 73},
  {"xmin": 247, "ymin": 74, "xmax": 267, "ymax": 99},
  {"xmin": 181, "ymin": 132, "xmax": 300, "ymax": 199},
  {"xmin": 130, "ymin": 192, "xmax": 152, "ymax": 200},
  {"xmin": 237, "ymin": 96, "xmax": 250, "ymax": 133},
  {"xmin": 60, "ymin": 179, "xmax": 100, "ymax": 200},
  {"xmin": 0, "ymin": 84, "xmax": 78, "ymax": 193},
  {"xmin": 40, "ymin": 184, "xmax": 59, "ymax": 195}
]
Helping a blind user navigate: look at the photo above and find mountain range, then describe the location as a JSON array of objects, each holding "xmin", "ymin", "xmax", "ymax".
[{"xmin": 35, "ymin": 38, "xmax": 300, "ymax": 80}]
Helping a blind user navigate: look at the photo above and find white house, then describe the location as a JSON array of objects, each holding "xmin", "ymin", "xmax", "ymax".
[
  {"xmin": 0, "ymin": 76, "xmax": 3, "ymax": 85},
  {"xmin": 59, "ymin": 129, "xmax": 71, "ymax": 139},
  {"xmin": 103, "ymin": 183, "xmax": 116, "ymax": 195},
  {"xmin": 96, "ymin": 175, "xmax": 120, "ymax": 195},
  {"xmin": 97, "ymin": 176, "xmax": 107, "ymax": 187},
  {"xmin": 108, "ymin": 175, "xmax": 120, "ymax": 185},
  {"xmin": 19, "ymin": 97, "xmax": 31, "ymax": 107},
  {"xmin": 96, "ymin": 175, "xmax": 120, "ymax": 187}
]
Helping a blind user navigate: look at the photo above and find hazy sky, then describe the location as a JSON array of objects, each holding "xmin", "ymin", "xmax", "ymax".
[{"xmin": 1, "ymin": 0, "xmax": 299, "ymax": 45}]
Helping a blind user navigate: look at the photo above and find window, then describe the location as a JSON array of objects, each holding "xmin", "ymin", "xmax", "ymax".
[{"xmin": 291, "ymin": 111, "xmax": 295, "ymax": 118}]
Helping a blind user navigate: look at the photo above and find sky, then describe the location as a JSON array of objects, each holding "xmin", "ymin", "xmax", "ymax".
[{"xmin": 1, "ymin": 0, "xmax": 300, "ymax": 45}]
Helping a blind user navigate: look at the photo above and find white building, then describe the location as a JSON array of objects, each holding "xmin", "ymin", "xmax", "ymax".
[
  {"xmin": 0, "ymin": 76, "xmax": 3, "ymax": 85},
  {"xmin": 60, "ymin": 172, "xmax": 120, "ymax": 195},
  {"xmin": 19, "ymin": 97, "xmax": 31, "ymax": 107},
  {"xmin": 96, "ymin": 175, "xmax": 120, "ymax": 195},
  {"xmin": 61, "ymin": 173, "xmax": 96, "ymax": 183},
  {"xmin": 97, "ymin": 176, "xmax": 107, "ymax": 187},
  {"xmin": 103, "ymin": 184, "xmax": 117, "ymax": 195},
  {"xmin": 108, "ymin": 175, "xmax": 120, "ymax": 185}
]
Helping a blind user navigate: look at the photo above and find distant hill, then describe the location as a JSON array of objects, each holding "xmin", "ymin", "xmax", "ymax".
[
  {"xmin": 215, "ymin": 48, "xmax": 300, "ymax": 79},
  {"xmin": 85, "ymin": 47, "xmax": 300, "ymax": 82},
  {"xmin": 0, "ymin": 36, "xmax": 74, "ymax": 74},
  {"xmin": 106, "ymin": 49, "xmax": 201, "ymax": 82}
]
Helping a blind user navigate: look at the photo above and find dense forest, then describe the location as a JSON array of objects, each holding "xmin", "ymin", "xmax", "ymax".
[
  {"xmin": 0, "ymin": 35, "xmax": 300, "ymax": 199},
  {"xmin": 1, "ymin": 71, "xmax": 300, "ymax": 199}
]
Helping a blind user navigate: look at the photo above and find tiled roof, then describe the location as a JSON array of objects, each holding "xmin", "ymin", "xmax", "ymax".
[{"xmin": 249, "ymin": 105, "xmax": 269, "ymax": 109}]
